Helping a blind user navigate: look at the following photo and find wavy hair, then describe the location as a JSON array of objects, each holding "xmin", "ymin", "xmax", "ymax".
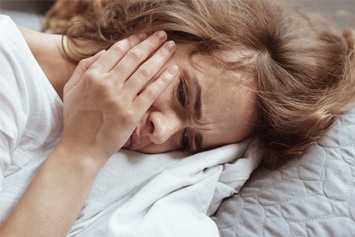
[{"xmin": 43, "ymin": 0, "xmax": 355, "ymax": 169}]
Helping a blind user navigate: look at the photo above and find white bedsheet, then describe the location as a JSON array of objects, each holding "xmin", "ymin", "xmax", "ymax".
[
  {"xmin": 68, "ymin": 139, "xmax": 261, "ymax": 236},
  {"xmin": 0, "ymin": 11, "xmax": 262, "ymax": 235},
  {"xmin": 0, "ymin": 11, "xmax": 262, "ymax": 236}
]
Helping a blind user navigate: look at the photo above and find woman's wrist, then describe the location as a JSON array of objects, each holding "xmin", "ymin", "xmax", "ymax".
[
  {"xmin": 52, "ymin": 141, "xmax": 107, "ymax": 176},
  {"xmin": 1, "ymin": 140, "xmax": 106, "ymax": 236}
]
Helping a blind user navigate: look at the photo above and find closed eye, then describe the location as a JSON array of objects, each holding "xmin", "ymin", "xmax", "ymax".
[
  {"xmin": 177, "ymin": 76, "xmax": 187, "ymax": 107},
  {"xmin": 180, "ymin": 128, "xmax": 190, "ymax": 151}
]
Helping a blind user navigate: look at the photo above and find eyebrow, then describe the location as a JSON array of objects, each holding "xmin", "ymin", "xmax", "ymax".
[
  {"xmin": 189, "ymin": 71, "xmax": 202, "ymax": 120},
  {"xmin": 185, "ymin": 70, "xmax": 204, "ymax": 152}
]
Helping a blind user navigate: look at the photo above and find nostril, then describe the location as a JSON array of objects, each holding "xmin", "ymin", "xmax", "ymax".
[{"xmin": 147, "ymin": 121, "xmax": 154, "ymax": 134}]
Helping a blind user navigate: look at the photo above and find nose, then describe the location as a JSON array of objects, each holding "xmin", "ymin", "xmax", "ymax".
[{"xmin": 147, "ymin": 110, "xmax": 183, "ymax": 145}]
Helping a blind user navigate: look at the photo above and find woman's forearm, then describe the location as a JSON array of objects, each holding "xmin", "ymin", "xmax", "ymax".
[
  {"xmin": 0, "ymin": 31, "xmax": 176, "ymax": 236},
  {"xmin": 0, "ymin": 144, "xmax": 103, "ymax": 237}
]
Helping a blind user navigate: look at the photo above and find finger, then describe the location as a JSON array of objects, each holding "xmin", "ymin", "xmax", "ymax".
[
  {"xmin": 66, "ymin": 50, "xmax": 106, "ymax": 88},
  {"xmin": 109, "ymin": 31, "xmax": 168, "ymax": 82},
  {"xmin": 90, "ymin": 33, "xmax": 146, "ymax": 72},
  {"xmin": 134, "ymin": 65, "xmax": 178, "ymax": 113},
  {"xmin": 126, "ymin": 40, "xmax": 176, "ymax": 96}
]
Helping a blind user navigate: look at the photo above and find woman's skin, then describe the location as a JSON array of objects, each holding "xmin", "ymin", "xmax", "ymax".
[
  {"xmin": 0, "ymin": 25, "xmax": 256, "ymax": 236},
  {"xmin": 20, "ymin": 25, "xmax": 257, "ymax": 154},
  {"xmin": 127, "ymin": 45, "xmax": 257, "ymax": 153}
]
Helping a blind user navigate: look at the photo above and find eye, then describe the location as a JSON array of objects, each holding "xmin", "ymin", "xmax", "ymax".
[
  {"xmin": 180, "ymin": 128, "xmax": 190, "ymax": 151},
  {"xmin": 177, "ymin": 76, "xmax": 187, "ymax": 107}
]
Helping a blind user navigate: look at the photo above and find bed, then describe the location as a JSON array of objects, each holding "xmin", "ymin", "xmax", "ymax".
[
  {"xmin": 1, "ymin": 2, "xmax": 355, "ymax": 236},
  {"xmin": 213, "ymin": 108, "xmax": 355, "ymax": 236}
]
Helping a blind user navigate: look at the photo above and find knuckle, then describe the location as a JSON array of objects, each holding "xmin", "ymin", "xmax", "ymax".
[
  {"xmin": 145, "ymin": 86, "xmax": 158, "ymax": 99},
  {"xmin": 85, "ymin": 70, "xmax": 109, "ymax": 88},
  {"xmin": 78, "ymin": 58, "xmax": 88, "ymax": 66},
  {"xmin": 112, "ymin": 42, "xmax": 128, "ymax": 55},
  {"xmin": 107, "ymin": 97, "xmax": 121, "ymax": 109},
  {"xmin": 121, "ymin": 110, "xmax": 135, "ymax": 123},
  {"xmin": 85, "ymin": 69, "xmax": 101, "ymax": 81},
  {"xmin": 78, "ymin": 58, "xmax": 91, "ymax": 70},
  {"xmin": 138, "ymin": 67, "xmax": 154, "ymax": 79},
  {"xmin": 127, "ymin": 48, "xmax": 142, "ymax": 62},
  {"xmin": 88, "ymin": 61, "xmax": 104, "ymax": 71}
]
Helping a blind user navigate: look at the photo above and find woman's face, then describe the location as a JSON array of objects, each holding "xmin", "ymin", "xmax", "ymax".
[{"xmin": 124, "ymin": 44, "xmax": 256, "ymax": 153}]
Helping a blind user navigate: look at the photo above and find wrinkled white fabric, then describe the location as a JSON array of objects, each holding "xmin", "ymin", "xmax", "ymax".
[
  {"xmin": 0, "ymin": 15, "xmax": 262, "ymax": 236},
  {"xmin": 75, "ymin": 140, "xmax": 261, "ymax": 237},
  {"xmin": 0, "ymin": 15, "xmax": 62, "ymax": 193}
]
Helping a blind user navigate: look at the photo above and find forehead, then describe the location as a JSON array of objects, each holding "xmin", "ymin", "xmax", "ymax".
[{"xmin": 182, "ymin": 50, "xmax": 257, "ymax": 149}]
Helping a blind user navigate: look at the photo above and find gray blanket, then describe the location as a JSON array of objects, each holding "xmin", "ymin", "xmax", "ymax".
[{"xmin": 213, "ymin": 108, "xmax": 355, "ymax": 236}]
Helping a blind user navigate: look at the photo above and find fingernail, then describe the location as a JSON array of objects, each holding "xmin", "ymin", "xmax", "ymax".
[
  {"xmin": 168, "ymin": 65, "xmax": 178, "ymax": 75},
  {"xmin": 155, "ymin": 30, "xmax": 167, "ymax": 40},
  {"xmin": 164, "ymin": 41, "xmax": 176, "ymax": 51},
  {"xmin": 138, "ymin": 33, "xmax": 147, "ymax": 41}
]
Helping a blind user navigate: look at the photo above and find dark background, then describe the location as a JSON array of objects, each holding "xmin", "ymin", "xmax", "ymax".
[
  {"xmin": 0, "ymin": 1, "xmax": 354, "ymax": 32},
  {"xmin": 0, "ymin": 0, "xmax": 55, "ymax": 14}
]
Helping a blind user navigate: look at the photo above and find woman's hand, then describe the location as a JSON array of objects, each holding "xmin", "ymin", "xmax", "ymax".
[
  {"xmin": 0, "ymin": 33, "xmax": 178, "ymax": 236},
  {"xmin": 60, "ymin": 31, "xmax": 178, "ymax": 165}
]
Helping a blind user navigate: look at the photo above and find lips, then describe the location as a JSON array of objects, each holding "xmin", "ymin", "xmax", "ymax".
[
  {"xmin": 122, "ymin": 137, "xmax": 132, "ymax": 148},
  {"xmin": 122, "ymin": 129, "xmax": 139, "ymax": 148}
]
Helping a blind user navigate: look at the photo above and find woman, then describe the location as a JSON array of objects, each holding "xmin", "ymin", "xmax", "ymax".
[
  {"xmin": 42, "ymin": 0, "xmax": 355, "ymax": 166},
  {"xmin": 0, "ymin": 0, "xmax": 354, "ymax": 235}
]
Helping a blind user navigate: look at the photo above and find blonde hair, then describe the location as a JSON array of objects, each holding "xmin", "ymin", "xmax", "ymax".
[{"xmin": 43, "ymin": 0, "xmax": 355, "ymax": 169}]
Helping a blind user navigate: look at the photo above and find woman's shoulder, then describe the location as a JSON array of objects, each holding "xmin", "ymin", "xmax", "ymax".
[
  {"xmin": 0, "ymin": 14, "xmax": 12, "ymax": 23},
  {"xmin": 0, "ymin": 13, "xmax": 63, "ymax": 154},
  {"xmin": 0, "ymin": 14, "xmax": 19, "ymax": 35},
  {"xmin": 0, "ymin": 14, "xmax": 29, "ymax": 58}
]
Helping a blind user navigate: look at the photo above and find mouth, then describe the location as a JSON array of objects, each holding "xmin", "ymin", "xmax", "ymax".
[{"xmin": 122, "ymin": 128, "xmax": 139, "ymax": 148}]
